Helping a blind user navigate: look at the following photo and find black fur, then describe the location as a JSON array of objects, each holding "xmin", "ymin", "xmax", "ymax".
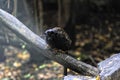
[{"xmin": 45, "ymin": 27, "xmax": 72, "ymax": 51}]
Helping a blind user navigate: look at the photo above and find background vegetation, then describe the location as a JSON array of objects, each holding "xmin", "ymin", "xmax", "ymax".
[{"xmin": 0, "ymin": 0, "xmax": 120, "ymax": 79}]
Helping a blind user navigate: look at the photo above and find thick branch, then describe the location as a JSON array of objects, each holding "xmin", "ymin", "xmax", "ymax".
[{"xmin": 0, "ymin": 9, "xmax": 99, "ymax": 76}]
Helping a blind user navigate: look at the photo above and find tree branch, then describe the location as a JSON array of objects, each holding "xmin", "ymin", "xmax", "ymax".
[{"xmin": 0, "ymin": 9, "xmax": 99, "ymax": 76}]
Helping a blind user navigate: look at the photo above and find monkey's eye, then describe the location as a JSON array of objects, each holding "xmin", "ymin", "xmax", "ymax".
[
  {"xmin": 50, "ymin": 31, "xmax": 54, "ymax": 34},
  {"xmin": 46, "ymin": 31, "xmax": 54, "ymax": 36}
]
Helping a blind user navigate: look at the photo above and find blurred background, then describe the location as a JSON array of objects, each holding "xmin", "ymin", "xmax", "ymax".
[{"xmin": 0, "ymin": 0, "xmax": 120, "ymax": 79}]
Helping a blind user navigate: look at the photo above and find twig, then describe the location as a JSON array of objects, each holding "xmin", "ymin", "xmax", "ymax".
[{"xmin": 89, "ymin": 55, "xmax": 97, "ymax": 66}]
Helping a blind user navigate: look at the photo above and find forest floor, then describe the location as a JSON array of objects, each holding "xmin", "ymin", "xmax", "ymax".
[
  {"xmin": 0, "ymin": 13, "xmax": 120, "ymax": 80},
  {"xmin": 0, "ymin": 46, "xmax": 64, "ymax": 80}
]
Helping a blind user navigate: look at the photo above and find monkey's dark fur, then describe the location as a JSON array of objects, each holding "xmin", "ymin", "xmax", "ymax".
[
  {"xmin": 45, "ymin": 27, "xmax": 72, "ymax": 51},
  {"xmin": 45, "ymin": 27, "xmax": 72, "ymax": 76}
]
